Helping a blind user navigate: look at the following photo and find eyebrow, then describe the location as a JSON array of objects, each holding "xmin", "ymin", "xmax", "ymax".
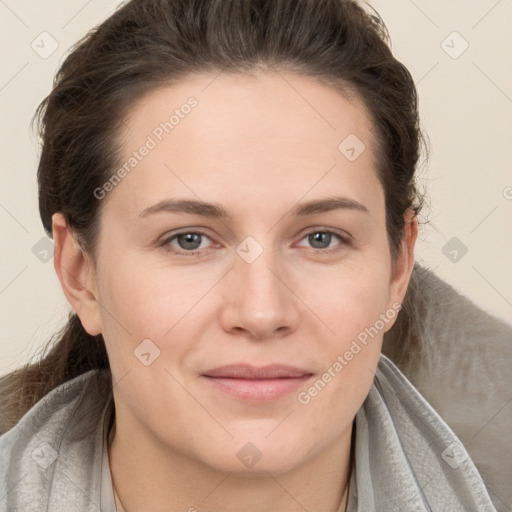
[{"xmin": 138, "ymin": 197, "xmax": 369, "ymax": 219}]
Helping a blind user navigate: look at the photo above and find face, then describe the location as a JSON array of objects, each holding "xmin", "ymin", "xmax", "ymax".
[{"xmin": 70, "ymin": 71, "xmax": 413, "ymax": 474}]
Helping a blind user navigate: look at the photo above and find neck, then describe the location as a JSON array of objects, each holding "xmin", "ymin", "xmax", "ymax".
[{"xmin": 108, "ymin": 417, "xmax": 353, "ymax": 512}]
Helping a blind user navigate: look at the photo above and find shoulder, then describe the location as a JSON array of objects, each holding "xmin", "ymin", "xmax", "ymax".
[
  {"xmin": 383, "ymin": 265, "xmax": 512, "ymax": 508},
  {"xmin": 0, "ymin": 369, "xmax": 113, "ymax": 512},
  {"xmin": 351, "ymin": 355, "xmax": 498, "ymax": 511}
]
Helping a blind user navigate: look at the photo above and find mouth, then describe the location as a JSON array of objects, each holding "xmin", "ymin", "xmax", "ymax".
[{"xmin": 201, "ymin": 364, "xmax": 314, "ymax": 402}]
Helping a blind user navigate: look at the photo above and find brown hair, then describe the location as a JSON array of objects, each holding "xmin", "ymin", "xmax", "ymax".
[{"xmin": 0, "ymin": 0, "xmax": 425, "ymax": 433}]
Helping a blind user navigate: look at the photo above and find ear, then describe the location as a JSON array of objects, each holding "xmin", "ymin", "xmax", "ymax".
[
  {"xmin": 52, "ymin": 213, "xmax": 102, "ymax": 336},
  {"xmin": 384, "ymin": 208, "xmax": 418, "ymax": 330}
]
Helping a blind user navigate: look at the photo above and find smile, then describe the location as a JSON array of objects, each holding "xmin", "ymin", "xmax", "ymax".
[{"xmin": 201, "ymin": 364, "xmax": 314, "ymax": 402}]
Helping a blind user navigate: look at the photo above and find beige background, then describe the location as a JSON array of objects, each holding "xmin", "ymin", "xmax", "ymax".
[{"xmin": 1, "ymin": 0, "xmax": 511, "ymax": 376}]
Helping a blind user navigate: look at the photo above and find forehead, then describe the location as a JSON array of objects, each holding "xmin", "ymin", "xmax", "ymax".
[
  {"xmin": 122, "ymin": 70, "xmax": 375, "ymax": 157},
  {"xmin": 108, "ymin": 71, "xmax": 382, "ymax": 218}
]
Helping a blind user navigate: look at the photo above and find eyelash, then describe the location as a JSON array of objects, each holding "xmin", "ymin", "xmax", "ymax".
[{"xmin": 159, "ymin": 229, "xmax": 351, "ymax": 257}]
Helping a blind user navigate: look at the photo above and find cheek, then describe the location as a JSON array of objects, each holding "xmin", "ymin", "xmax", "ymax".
[
  {"xmin": 292, "ymin": 297, "xmax": 388, "ymax": 451},
  {"xmin": 97, "ymin": 255, "xmax": 211, "ymax": 336},
  {"xmin": 302, "ymin": 255, "xmax": 392, "ymax": 347},
  {"xmin": 296, "ymin": 254, "xmax": 392, "ymax": 403},
  {"xmin": 95, "ymin": 257, "xmax": 213, "ymax": 424},
  {"xmin": 94, "ymin": 256, "xmax": 201, "ymax": 377}
]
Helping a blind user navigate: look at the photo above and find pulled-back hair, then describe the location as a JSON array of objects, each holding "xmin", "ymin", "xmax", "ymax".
[{"xmin": 0, "ymin": 0, "xmax": 425, "ymax": 433}]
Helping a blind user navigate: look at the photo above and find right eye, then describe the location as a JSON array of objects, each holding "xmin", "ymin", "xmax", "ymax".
[{"xmin": 160, "ymin": 231, "xmax": 217, "ymax": 256}]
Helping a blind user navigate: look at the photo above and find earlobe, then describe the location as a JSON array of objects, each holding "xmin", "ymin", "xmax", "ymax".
[{"xmin": 52, "ymin": 213, "xmax": 102, "ymax": 336}]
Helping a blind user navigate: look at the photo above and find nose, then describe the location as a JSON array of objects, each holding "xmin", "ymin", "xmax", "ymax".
[{"xmin": 218, "ymin": 247, "xmax": 301, "ymax": 340}]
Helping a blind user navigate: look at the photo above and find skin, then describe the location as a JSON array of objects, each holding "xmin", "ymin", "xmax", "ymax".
[{"xmin": 53, "ymin": 70, "xmax": 417, "ymax": 512}]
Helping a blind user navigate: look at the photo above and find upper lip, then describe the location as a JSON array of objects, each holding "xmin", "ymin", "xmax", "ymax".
[{"xmin": 202, "ymin": 364, "xmax": 312, "ymax": 379}]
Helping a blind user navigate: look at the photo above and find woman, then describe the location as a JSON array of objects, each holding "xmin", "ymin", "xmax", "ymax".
[{"xmin": 0, "ymin": 0, "xmax": 498, "ymax": 510}]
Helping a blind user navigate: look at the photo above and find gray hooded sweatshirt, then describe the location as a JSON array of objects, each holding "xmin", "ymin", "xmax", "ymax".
[{"xmin": 0, "ymin": 355, "xmax": 497, "ymax": 511}]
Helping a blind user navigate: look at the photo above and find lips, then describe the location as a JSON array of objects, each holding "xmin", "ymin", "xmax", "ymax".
[
  {"xmin": 201, "ymin": 364, "xmax": 314, "ymax": 402},
  {"xmin": 202, "ymin": 364, "xmax": 311, "ymax": 379}
]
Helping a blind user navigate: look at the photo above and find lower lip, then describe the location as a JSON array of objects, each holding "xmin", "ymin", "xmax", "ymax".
[{"xmin": 201, "ymin": 376, "xmax": 313, "ymax": 402}]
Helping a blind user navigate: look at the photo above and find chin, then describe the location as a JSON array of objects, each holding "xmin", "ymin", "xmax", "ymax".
[{"xmin": 196, "ymin": 432, "xmax": 319, "ymax": 476}]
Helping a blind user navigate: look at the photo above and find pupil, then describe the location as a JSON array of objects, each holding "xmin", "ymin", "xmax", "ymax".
[
  {"xmin": 178, "ymin": 233, "xmax": 201, "ymax": 250},
  {"xmin": 309, "ymin": 232, "xmax": 331, "ymax": 249}
]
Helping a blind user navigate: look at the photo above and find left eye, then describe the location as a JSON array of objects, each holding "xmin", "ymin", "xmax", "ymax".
[{"xmin": 297, "ymin": 231, "xmax": 344, "ymax": 250}]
